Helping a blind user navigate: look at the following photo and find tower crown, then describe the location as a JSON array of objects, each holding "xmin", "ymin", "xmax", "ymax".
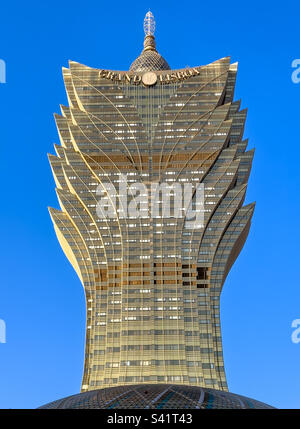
[{"xmin": 129, "ymin": 11, "xmax": 170, "ymax": 72}]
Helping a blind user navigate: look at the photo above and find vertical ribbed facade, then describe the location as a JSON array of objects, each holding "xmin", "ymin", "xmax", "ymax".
[{"xmin": 49, "ymin": 56, "xmax": 254, "ymax": 392}]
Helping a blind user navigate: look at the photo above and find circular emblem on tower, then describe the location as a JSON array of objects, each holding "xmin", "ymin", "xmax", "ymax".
[{"xmin": 142, "ymin": 72, "xmax": 157, "ymax": 86}]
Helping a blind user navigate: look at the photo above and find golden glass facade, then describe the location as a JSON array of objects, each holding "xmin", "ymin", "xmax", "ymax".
[{"xmin": 48, "ymin": 21, "xmax": 254, "ymax": 393}]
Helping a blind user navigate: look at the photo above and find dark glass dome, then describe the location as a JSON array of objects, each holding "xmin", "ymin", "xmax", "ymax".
[
  {"xmin": 39, "ymin": 384, "xmax": 274, "ymax": 409},
  {"xmin": 130, "ymin": 49, "xmax": 170, "ymax": 72}
]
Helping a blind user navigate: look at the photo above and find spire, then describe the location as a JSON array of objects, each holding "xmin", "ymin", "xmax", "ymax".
[
  {"xmin": 143, "ymin": 11, "xmax": 156, "ymax": 52},
  {"xmin": 144, "ymin": 11, "xmax": 155, "ymax": 37},
  {"xmin": 129, "ymin": 11, "xmax": 170, "ymax": 72}
]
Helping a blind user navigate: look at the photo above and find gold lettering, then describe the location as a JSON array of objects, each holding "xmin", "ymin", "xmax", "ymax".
[
  {"xmin": 133, "ymin": 75, "xmax": 141, "ymax": 84},
  {"xmin": 99, "ymin": 68, "xmax": 201, "ymax": 85}
]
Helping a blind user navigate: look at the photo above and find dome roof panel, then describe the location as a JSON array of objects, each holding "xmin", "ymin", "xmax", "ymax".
[
  {"xmin": 39, "ymin": 384, "xmax": 275, "ymax": 409},
  {"xmin": 130, "ymin": 50, "xmax": 170, "ymax": 72}
]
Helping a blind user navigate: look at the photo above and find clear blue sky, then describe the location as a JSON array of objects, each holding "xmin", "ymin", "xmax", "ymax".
[{"xmin": 0, "ymin": 0, "xmax": 299, "ymax": 409}]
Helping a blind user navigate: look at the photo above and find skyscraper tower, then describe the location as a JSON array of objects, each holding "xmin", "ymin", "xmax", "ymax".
[{"xmin": 43, "ymin": 12, "xmax": 272, "ymax": 409}]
